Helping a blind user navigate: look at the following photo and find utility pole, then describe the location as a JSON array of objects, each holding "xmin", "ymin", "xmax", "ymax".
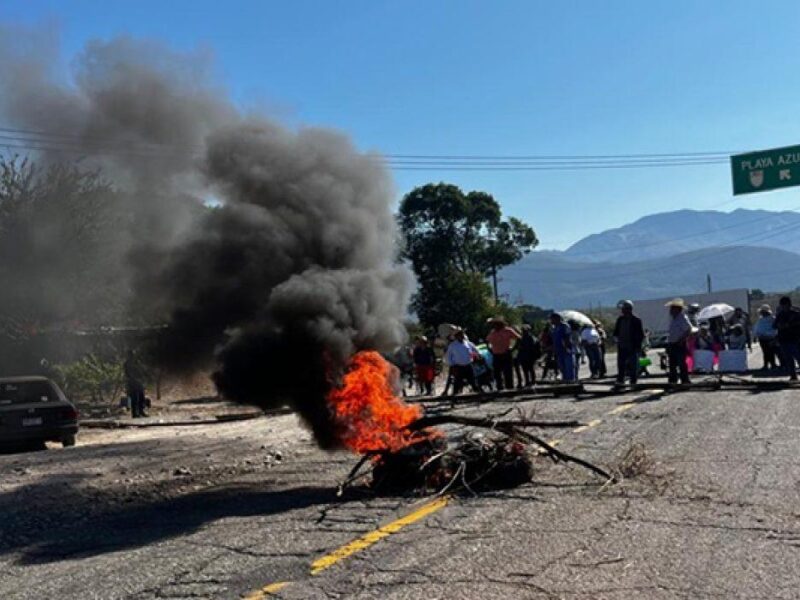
[
  {"xmin": 707, "ymin": 273, "xmax": 712, "ymax": 294},
  {"xmin": 491, "ymin": 265, "xmax": 499, "ymax": 303}
]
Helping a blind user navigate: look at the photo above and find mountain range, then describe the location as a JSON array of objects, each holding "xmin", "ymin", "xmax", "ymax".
[{"xmin": 499, "ymin": 209, "xmax": 800, "ymax": 309}]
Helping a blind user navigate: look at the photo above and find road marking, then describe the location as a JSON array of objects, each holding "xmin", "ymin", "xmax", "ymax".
[
  {"xmin": 310, "ymin": 496, "xmax": 449, "ymax": 574},
  {"xmin": 572, "ymin": 418, "xmax": 603, "ymax": 433},
  {"xmin": 243, "ymin": 581, "xmax": 290, "ymax": 599},
  {"xmin": 243, "ymin": 497, "xmax": 449, "ymax": 597},
  {"xmin": 607, "ymin": 402, "xmax": 637, "ymax": 415}
]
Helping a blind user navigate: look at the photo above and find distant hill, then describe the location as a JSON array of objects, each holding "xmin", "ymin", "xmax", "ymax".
[
  {"xmin": 499, "ymin": 245, "xmax": 800, "ymax": 309},
  {"xmin": 562, "ymin": 209, "xmax": 800, "ymax": 263}
]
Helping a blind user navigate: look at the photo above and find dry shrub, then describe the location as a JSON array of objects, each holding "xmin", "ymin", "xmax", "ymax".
[{"xmin": 616, "ymin": 442, "xmax": 654, "ymax": 479}]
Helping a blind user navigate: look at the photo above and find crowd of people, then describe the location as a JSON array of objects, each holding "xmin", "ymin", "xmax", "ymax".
[
  {"xmin": 405, "ymin": 314, "xmax": 613, "ymax": 396},
  {"xmin": 401, "ymin": 295, "xmax": 800, "ymax": 396}
]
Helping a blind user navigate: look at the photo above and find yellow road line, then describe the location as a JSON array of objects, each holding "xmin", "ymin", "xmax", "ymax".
[
  {"xmin": 572, "ymin": 418, "xmax": 603, "ymax": 433},
  {"xmin": 309, "ymin": 496, "xmax": 449, "ymax": 575},
  {"xmin": 607, "ymin": 402, "xmax": 637, "ymax": 415},
  {"xmin": 243, "ymin": 581, "xmax": 290, "ymax": 599},
  {"xmin": 243, "ymin": 497, "xmax": 450, "ymax": 597}
]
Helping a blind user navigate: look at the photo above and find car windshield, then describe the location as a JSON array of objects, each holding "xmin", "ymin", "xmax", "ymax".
[{"xmin": 0, "ymin": 381, "xmax": 57, "ymax": 405}]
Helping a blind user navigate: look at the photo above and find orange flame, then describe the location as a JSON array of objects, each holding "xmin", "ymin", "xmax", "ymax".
[{"xmin": 327, "ymin": 351, "xmax": 434, "ymax": 454}]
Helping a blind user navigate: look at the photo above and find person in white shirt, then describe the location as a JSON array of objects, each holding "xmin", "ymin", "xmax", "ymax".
[
  {"xmin": 752, "ymin": 305, "xmax": 778, "ymax": 370},
  {"xmin": 445, "ymin": 329, "xmax": 478, "ymax": 395},
  {"xmin": 580, "ymin": 325, "xmax": 602, "ymax": 378}
]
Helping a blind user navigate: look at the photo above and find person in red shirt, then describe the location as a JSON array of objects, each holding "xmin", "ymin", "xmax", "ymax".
[
  {"xmin": 486, "ymin": 317, "xmax": 521, "ymax": 391},
  {"xmin": 412, "ymin": 336, "xmax": 436, "ymax": 395}
]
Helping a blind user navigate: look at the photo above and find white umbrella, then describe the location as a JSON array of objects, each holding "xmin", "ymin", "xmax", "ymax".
[
  {"xmin": 697, "ymin": 303, "xmax": 734, "ymax": 321},
  {"xmin": 437, "ymin": 323, "xmax": 460, "ymax": 338},
  {"xmin": 559, "ymin": 310, "xmax": 595, "ymax": 327}
]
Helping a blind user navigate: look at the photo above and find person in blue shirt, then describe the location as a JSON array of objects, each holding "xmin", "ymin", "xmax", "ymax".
[{"xmin": 549, "ymin": 313, "xmax": 575, "ymax": 382}]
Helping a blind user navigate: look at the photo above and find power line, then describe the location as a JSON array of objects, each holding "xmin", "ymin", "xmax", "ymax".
[
  {"xmin": 0, "ymin": 123, "xmax": 740, "ymax": 171},
  {"xmin": 386, "ymin": 150, "xmax": 736, "ymax": 160},
  {"xmin": 388, "ymin": 160, "xmax": 728, "ymax": 171}
]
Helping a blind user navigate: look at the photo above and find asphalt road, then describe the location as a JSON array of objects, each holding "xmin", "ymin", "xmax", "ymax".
[{"xmin": 2, "ymin": 371, "xmax": 800, "ymax": 599}]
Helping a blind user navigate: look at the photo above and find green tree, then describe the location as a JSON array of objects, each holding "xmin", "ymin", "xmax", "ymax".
[
  {"xmin": 398, "ymin": 183, "xmax": 538, "ymax": 334},
  {"xmin": 0, "ymin": 156, "xmax": 128, "ymax": 328}
]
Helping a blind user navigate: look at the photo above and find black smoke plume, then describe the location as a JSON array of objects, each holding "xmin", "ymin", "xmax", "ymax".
[{"xmin": 0, "ymin": 27, "xmax": 412, "ymax": 447}]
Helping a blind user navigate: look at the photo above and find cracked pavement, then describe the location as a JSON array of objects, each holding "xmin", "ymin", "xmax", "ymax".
[{"xmin": 2, "ymin": 379, "xmax": 800, "ymax": 599}]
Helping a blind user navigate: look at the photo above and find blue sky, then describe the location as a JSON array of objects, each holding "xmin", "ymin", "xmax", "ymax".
[{"xmin": 5, "ymin": 0, "xmax": 800, "ymax": 249}]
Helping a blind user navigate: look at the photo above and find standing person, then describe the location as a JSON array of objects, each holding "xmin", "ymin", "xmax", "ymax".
[
  {"xmin": 412, "ymin": 336, "xmax": 436, "ymax": 395},
  {"xmin": 594, "ymin": 320, "xmax": 608, "ymax": 377},
  {"xmin": 580, "ymin": 324, "xmax": 602, "ymax": 378},
  {"xmin": 539, "ymin": 324, "xmax": 557, "ymax": 380},
  {"xmin": 687, "ymin": 303, "xmax": 701, "ymax": 327},
  {"xmin": 486, "ymin": 317, "xmax": 521, "ymax": 391},
  {"xmin": 516, "ymin": 325, "xmax": 541, "ymax": 387},
  {"xmin": 445, "ymin": 329, "xmax": 479, "ymax": 394},
  {"xmin": 569, "ymin": 321, "xmax": 583, "ymax": 379},
  {"xmin": 774, "ymin": 296, "xmax": 800, "ymax": 381},
  {"xmin": 550, "ymin": 313, "xmax": 576, "ymax": 382},
  {"xmin": 124, "ymin": 350, "xmax": 147, "ymax": 419},
  {"xmin": 730, "ymin": 307, "xmax": 753, "ymax": 351},
  {"xmin": 665, "ymin": 298, "xmax": 692, "ymax": 384},
  {"xmin": 612, "ymin": 300, "xmax": 645, "ymax": 386},
  {"xmin": 753, "ymin": 305, "xmax": 778, "ymax": 371}
]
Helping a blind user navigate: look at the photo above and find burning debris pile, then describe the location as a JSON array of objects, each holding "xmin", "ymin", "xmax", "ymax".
[
  {"xmin": 334, "ymin": 379, "xmax": 614, "ymax": 497},
  {"xmin": 365, "ymin": 436, "xmax": 535, "ymax": 495}
]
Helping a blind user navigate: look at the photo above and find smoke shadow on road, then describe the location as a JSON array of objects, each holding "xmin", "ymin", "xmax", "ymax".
[{"xmin": 1, "ymin": 474, "xmax": 344, "ymax": 565}]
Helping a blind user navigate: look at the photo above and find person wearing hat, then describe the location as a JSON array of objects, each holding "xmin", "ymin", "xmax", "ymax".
[
  {"xmin": 666, "ymin": 298, "xmax": 692, "ymax": 384},
  {"xmin": 753, "ymin": 304, "xmax": 778, "ymax": 370},
  {"xmin": 612, "ymin": 300, "xmax": 644, "ymax": 386},
  {"xmin": 412, "ymin": 336, "xmax": 436, "ymax": 395},
  {"xmin": 774, "ymin": 296, "xmax": 800, "ymax": 381},
  {"xmin": 549, "ymin": 312, "xmax": 576, "ymax": 382},
  {"xmin": 486, "ymin": 317, "xmax": 521, "ymax": 391}
]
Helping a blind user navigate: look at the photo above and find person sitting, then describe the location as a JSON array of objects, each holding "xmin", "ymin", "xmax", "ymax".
[
  {"xmin": 727, "ymin": 324, "xmax": 748, "ymax": 351},
  {"xmin": 730, "ymin": 307, "xmax": 753, "ymax": 351},
  {"xmin": 695, "ymin": 325, "xmax": 715, "ymax": 351}
]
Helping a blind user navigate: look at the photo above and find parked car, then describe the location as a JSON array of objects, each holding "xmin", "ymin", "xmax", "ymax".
[{"xmin": 0, "ymin": 376, "xmax": 79, "ymax": 448}]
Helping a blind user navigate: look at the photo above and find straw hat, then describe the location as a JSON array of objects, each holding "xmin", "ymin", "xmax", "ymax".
[
  {"xmin": 486, "ymin": 316, "xmax": 507, "ymax": 326},
  {"xmin": 665, "ymin": 298, "xmax": 686, "ymax": 308}
]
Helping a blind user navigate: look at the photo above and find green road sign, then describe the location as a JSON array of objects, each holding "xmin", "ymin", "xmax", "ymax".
[{"xmin": 731, "ymin": 144, "xmax": 800, "ymax": 195}]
